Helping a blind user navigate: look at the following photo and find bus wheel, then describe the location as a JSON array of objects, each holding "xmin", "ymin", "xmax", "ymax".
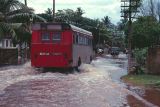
[
  {"xmin": 74, "ymin": 57, "xmax": 81, "ymax": 72},
  {"xmin": 78, "ymin": 57, "xmax": 81, "ymax": 67},
  {"xmin": 90, "ymin": 56, "xmax": 93, "ymax": 63}
]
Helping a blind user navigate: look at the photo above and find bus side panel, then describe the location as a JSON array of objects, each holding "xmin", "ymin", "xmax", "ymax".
[{"xmin": 72, "ymin": 45, "xmax": 93, "ymax": 67}]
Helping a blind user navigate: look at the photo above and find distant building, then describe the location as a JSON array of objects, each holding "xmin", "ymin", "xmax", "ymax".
[{"xmin": 0, "ymin": 38, "xmax": 15, "ymax": 48}]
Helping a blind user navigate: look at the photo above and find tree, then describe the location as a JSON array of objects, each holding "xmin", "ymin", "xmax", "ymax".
[
  {"xmin": 140, "ymin": 0, "xmax": 160, "ymax": 21},
  {"xmin": 55, "ymin": 8, "xmax": 84, "ymax": 25},
  {"xmin": 102, "ymin": 16, "xmax": 111, "ymax": 28},
  {"xmin": 74, "ymin": 7, "xmax": 84, "ymax": 24},
  {"xmin": 40, "ymin": 7, "xmax": 113, "ymax": 47},
  {"xmin": 44, "ymin": 8, "xmax": 53, "ymax": 22},
  {"xmin": 130, "ymin": 16, "xmax": 160, "ymax": 49},
  {"xmin": 0, "ymin": 0, "xmax": 45, "ymax": 40}
]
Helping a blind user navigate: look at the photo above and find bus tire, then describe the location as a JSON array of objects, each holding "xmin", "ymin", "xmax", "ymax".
[
  {"xmin": 90, "ymin": 56, "xmax": 92, "ymax": 62},
  {"xmin": 78, "ymin": 57, "xmax": 81, "ymax": 67},
  {"xmin": 74, "ymin": 66, "xmax": 79, "ymax": 72}
]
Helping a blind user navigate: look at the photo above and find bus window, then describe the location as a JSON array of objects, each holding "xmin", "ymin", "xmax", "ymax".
[
  {"xmin": 76, "ymin": 33, "xmax": 78, "ymax": 44},
  {"xmin": 87, "ymin": 38, "xmax": 89, "ymax": 45},
  {"xmin": 89, "ymin": 39, "xmax": 92, "ymax": 46},
  {"xmin": 78, "ymin": 36, "xmax": 82, "ymax": 45},
  {"xmin": 52, "ymin": 32, "xmax": 61, "ymax": 43},
  {"xmin": 85, "ymin": 37, "xmax": 87, "ymax": 45},
  {"xmin": 41, "ymin": 32, "xmax": 50, "ymax": 41},
  {"xmin": 73, "ymin": 32, "xmax": 77, "ymax": 44}
]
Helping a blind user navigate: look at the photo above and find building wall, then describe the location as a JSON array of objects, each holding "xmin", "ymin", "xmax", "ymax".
[
  {"xmin": 0, "ymin": 39, "xmax": 14, "ymax": 48},
  {"xmin": 0, "ymin": 41, "xmax": 2, "ymax": 47},
  {"xmin": 0, "ymin": 48, "xmax": 18, "ymax": 65}
]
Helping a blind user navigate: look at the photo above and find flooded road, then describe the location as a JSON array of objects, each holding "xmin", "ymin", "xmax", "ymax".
[{"xmin": 0, "ymin": 54, "xmax": 158, "ymax": 107}]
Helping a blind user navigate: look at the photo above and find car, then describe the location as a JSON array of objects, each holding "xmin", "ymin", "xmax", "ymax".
[
  {"xmin": 96, "ymin": 48, "xmax": 104, "ymax": 55},
  {"xmin": 110, "ymin": 47, "xmax": 120, "ymax": 56}
]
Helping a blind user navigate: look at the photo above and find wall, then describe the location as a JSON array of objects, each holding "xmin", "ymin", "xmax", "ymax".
[
  {"xmin": 147, "ymin": 46, "xmax": 160, "ymax": 75},
  {"xmin": 0, "ymin": 48, "xmax": 18, "ymax": 65}
]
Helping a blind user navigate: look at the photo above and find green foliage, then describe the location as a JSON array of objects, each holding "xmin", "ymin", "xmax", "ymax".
[
  {"xmin": 132, "ymin": 16, "xmax": 160, "ymax": 48},
  {"xmin": 102, "ymin": 16, "xmax": 111, "ymax": 28},
  {"xmin": 40, "ymin": 8, "xmax": 124, "ymax": 48},
  {"xmin": 133, "ymin": 48, "xmax": 148, "ymax": 66},
  {"xmin": 12, "ymin": 23, "xmax": 31, "ymax": 44},
  {"xmin": 38, "ymin": 8, "xmax": 53, "ymax": 22},
  {"xmin": 0, "ymin": 0, "xmax": 45, "ymax": 44},
  {"xmin": 123, "ymin": 74, "xmax": 160, "ymax": 87},
  {"xmin": 124, "ymin": 16, "xmax": 160, "ymax": 49},
  {"xmin": 55, "ymin": 7, "xmax": 84, "ymax": 24},
  {"xmin": 0, "ymin": 22, "xmax": 16, "ymax": 40}
]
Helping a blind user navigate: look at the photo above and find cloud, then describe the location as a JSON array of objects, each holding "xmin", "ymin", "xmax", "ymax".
[{"xmin": 19, "ymin": 0, "xmax": 121, "ymax": 24}]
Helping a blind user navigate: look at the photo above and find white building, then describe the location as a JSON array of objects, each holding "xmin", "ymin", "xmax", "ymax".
[{"xmin": 0, "ymin": 39, "xmax": 15, "ymax": 48}]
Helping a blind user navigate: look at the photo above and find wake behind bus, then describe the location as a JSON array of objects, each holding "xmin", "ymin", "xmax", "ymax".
[{"xmin": 31, "ymin": 23, "xmax": 94, "ymax": 68}]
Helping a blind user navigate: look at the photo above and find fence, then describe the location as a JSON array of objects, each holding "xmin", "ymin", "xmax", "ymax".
[
  {"xmin": 0, "ymin": 48, "xmax": 30, "ymax": 65},
  {"xmin": 0, "ymin": 48, "xmax": 18, "ymax": 65}
]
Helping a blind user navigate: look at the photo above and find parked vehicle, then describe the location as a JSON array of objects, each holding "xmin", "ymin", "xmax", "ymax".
[
  {"xmin": 110, "ymin": 47, "xmax": 120, "ymax": 56},
  {"xmin": 31, "ymin": 23, "xmax": 94, "ymax": 68},
  {"xmin": 97, "ymin": 48, "xmax": 104, "ymax": 54}
]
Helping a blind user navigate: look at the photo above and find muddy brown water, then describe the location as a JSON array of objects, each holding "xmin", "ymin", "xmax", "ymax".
[
  {"xmin": 126, "ymin": 85, "xmax": 160, "ymax": 107},
  {"xmin": 143, "ymin": 88, "xmax": 160, "ymax": 106},
  {"xmin": 0, "ymin": 54, "xmax": 159, "ymax": 107}
]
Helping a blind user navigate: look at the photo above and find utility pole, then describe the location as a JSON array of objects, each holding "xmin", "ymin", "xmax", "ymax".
[
  {"xmin": 128, "ymin": 0, "xmax": 132, "ymax": 71},
  {"xmin": 121, "ymin": 0, "xmax": 140, "ymax": 72},
  {"xmin": 24, "ymin": 0, "xmax": 27, "ymax": 6},
  {"xmin": 53, "ymin": 0, "xmax": 55, "ymax": 22}
]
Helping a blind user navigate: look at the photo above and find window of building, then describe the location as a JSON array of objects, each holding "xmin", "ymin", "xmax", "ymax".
[{"xmin": 6, "ymin": 40, "xmax": 8, "ymax": 47}]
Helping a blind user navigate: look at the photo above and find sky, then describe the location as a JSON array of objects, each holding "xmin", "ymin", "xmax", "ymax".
[{"xmin": 20, "ymin": 0, "xmax": 121, "ymax": 24}]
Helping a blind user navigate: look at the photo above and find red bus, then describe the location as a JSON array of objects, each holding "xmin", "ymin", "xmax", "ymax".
[{"xmin": 31, "ymin": 23, "xmax": 94, "ymax": 68}]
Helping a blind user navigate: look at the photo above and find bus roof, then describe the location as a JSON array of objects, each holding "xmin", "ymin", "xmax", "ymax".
[
  {"xmin": 32, "ymin": 23, "xmax": 93, "ymax": 37},
  {"xmin": 70, "ymin": 25, "xmax": 92, "ymax": 36}
]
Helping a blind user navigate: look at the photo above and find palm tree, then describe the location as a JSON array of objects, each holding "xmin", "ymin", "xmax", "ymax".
[
  {"xmin": 0, "ymin": 0, "xmax": 45, "ymax": 40},
  {"xmin": 0, "ymin": 0, "xmax": 46, "ymax": 63},
  {"xmin": 102, "ymin": 16, "xmax": 111, "ymax": 28}
]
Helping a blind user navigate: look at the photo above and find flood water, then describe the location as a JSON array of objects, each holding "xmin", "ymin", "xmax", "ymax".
[{"xmin": 0, "ymin": 54, "xmax": 159, "ymax": 107}]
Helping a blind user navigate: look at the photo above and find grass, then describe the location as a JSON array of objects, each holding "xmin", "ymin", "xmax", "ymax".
[{"xmin": 122, "ymin": 74, "xmax": 160, "ymax": 88}]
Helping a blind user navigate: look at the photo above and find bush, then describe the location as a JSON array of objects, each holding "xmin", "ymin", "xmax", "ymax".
[{"xmin": 133, "ymin": 48, "xmax": 148, "ymax": 66}]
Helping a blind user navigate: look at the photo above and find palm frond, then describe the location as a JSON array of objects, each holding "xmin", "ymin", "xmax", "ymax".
[
  {"xmin": 7, "ymin": 13, "xmax": 46, "ymax": 23},
  {"xmin": 6, "ymin": 8, "xmax": 34, "ymax": 16},
  {"xmin": 0, "ymin": 22, "xmax": 16, "ymax": 40},
  {"xmin": 10, "ymin": 23, "xmax": 23, "ymax": 29},
  {"xmin": 2, "ymin": 0, "xmax": 27, "ymax": 11},
  {"xmin": 32, "ymin": 14, "xmax": 47, "ymax": 22},
  {"xmin": 0, "ymin": 25, "xmax": 5, "ymax": 39}
]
